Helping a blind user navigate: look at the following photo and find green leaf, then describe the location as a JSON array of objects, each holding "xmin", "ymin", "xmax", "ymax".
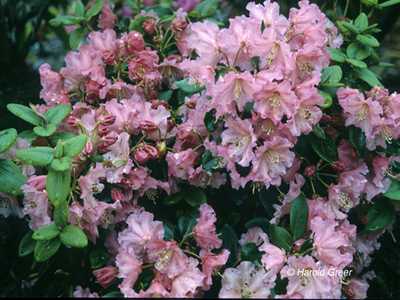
[
  {"xmin": 0, "ymin": 159, "xmax": 27, "ymax": 196},
  {"xmin": 103, "ymin": 292, "xmax": 125, "ymax": 298},
  {"xmin": 49, "ymin": 15, "xmax": 79, "ymax": 27},
  {"xmin": 15, "ymin": 147, "xmax": 55, "ymax": 166},
  {"xmin": 360, "ymin": 0, "xmax": 378, "ymax": 7},
  {"xmin": 346, "ymin": 42, "xmax": 371, "ymax": 60},
  {"xmin": 157, "ymin": 90, "xmax": 173, "ymax": 102},
  {"xmin": 32, "ymin": 224, "xmax": 60, "ymax": 241},
  {"xmin": 184, "ymin": 186, "xmax": 207, "ymax": 206},
  {"xmin": 202, "ymin": 149, "xmax": 221, "ymax": 173},
  {"xmin": 349, "ymin": 125, "xmax": 366, "ymax": 156},
  {"xmin": 62, "ymin": 134, "xmax": 88, "ymax": 158},
  {"xmin": 337, "ymin": 21, "xmax": 359, "ymax": 34},
  {"xmin": 356, "ymin": 34, "xmax": 380, "ymax": 47},
  {"xmin": 44, "ymin": 105, "xmax": 71, "ymax": 125},
  {"xmin": 18, "ymin": 130, "xmax": 37, "ymax": 143},
  {"xmin": 189, "ymin": 0, "xmax": 218, "ymax": 18},
  {"xmin": 46, "ymin": 168, "xmax": 71, "ymax": 207},
  {"xmin": 90, "ymin": 155, "xmax": 104, "ymax": 162},
  {"xmin": 318, "ymin": 90, "xmax": 332, "ymax": 109},
  {"xmin": 33, "ymin": 124, "xmax": 57, "ymax": 137},
  {"xmin": 34, "ymin": 237, "xmax": 61, "ymax": 262},
  {"xmin": 51, "ymin": 157, "xmax": 72, "ymax": 171},
  {"xmin": 378, "ymin": 0, "xmax": 400, "ymax": 8},
  {"xmin": 320, "ymin": 66, "xmax": 342, "ymax": 84},
  {"xmin": 203, "ymin": 18, "xmax": 224, "ymax": 26},
  {"xmin": 219, "ymin": 223, "xmax": 237, "ymax": 264},
  {"xmin": 70, "ymin": 27, "xmax": 88, "ymax": 51},
  {"xmin": 54, "ymin": 199, "xmax": 69, "ymax": 227},
  {"xmin": 159, "ymin": 13, "xmax": 176, "ymax": 23},
  {"xmin": 178, "ymin": 216, "xmax": 197, "ymax": 238},
  {"xmin": 85, "ymin": 0, "xmax": 105, "ymax": 21},
  {"xmin": 128, "ymin": 16, "xmax": 149, "ymax": 34},
  {"xmin": 328, "ymin": 47, "xmax": 347, "ymax": 63},
  {"xmin": 240, "ymin": 241, "xmax": 266, "ymax": 263},
  {"xmin": 269, "ymin": 223, "xmax": 292, "ymax": 253},
  {"xmin": 163, "ymin": 190, "xmax": 185, "ymax": 205},
  {"xmin": 346, "ymin": 58, "xmax": 367, "ymax": 68},
  {"xmin": 204, "ymin": 109, "xmax": 219, "ymax": 132},
  {"xmin": 0, "ymin": 128, "xmax": 17, "ymax": 154},
  {"xmin": 55, "ymin": 139, "xmax": 63, "ymax": 158},
  {"xmin": 60, "ymin": 225, "xmax": 88, "ymax": 248},
  {"xmin": 354, "ymin": 13, "xmax": 369, "ymax": 32},
  {"xmin": 299, "ymin": 239, "xmax": 314, "ymax": 253},
  {"xmin": 378, "ymin": 62, "xmax": 395, "ymax": 67},
  {"xmin": 290, "ymin": 192, "xmax": 309, "ymax": 240},
  {"xmin": 75, "ymin": 1, "xmax": 85, "ymax": 18},
  {"xmin": 7, "ymin": 103, "xmax": 44, "ymax": 126},
  {"xmin": 18, "ymin": 230, "xmax": 36, "ymax": 257},
  {"xmin": 161, "ymin": 219, "xmax": 174, "ymax": 241},
  {"xmin": 383, "ymin": 180, "xmax": 400, "ymax": 200},
  {"xmin": 90, "ymin": 246, "xmax": 110, "ymax": 269},
  {"xmin": 226, "ymin": 213, "xmax": 241, "ymax": 227},
  {"xmin": 365, "ymin": 198, "xmax": 395, "ymax": 232},
  {"xmin": 144, "ymin": 5, "xmax": 173, "ymax": 17},
  {"xmin": 351, "ymin": 68, "xmax": 383, "ymax": 87},
  {"xmin": 50, "ymin": 132, "xmax": 76, "ymax": 143},
  {"xmin": 307, "ymin": 130, "xmax": 339, "ymax": 163},
  {"xmin": 175, "ymin": 77, "xmax": 206, "ymax": 94},
  {"xmin": 244, "ymin": 218, "xmax": 270, "ymax": 234}
]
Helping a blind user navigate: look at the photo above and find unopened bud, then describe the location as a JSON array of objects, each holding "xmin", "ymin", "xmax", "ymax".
[
  {"xmin": 172, "ymin": 20, "xmax": 187, "ymax": 33},
  {"xmin": 186, "ymin": 99, "xmax": 197, "ymax": 109},
  {"xmin": 134, "ymin": 148, "xmax": 149, "ymax": 165},
  {"xmin": 92, "ymin": 266, "xmax": 118, "ymax": 289},
  {"xmin": 139, "ymin": 120, "xmax": 157, "ymax": 134},
  {"xmin": 143, "ymin": 144, "xmax": 158, "ymax": 160},
  {"xmin": 98, "ymin": 126, "xmax": 110, "ymax": 137},
  {"xmin": 357, "ymin": 213, "xmax": 369, "ymax": 225},
  {"xmin": 111, "ymin": 188, "xmax": 124, "ymax": 202},
  {"xmin": 68, "ymin": 116, "xmax": 80, "ymax": 128},
  {"xmin": 153, "ymin": 35, "xmax": 162, "ymax": 45},
  {"xmin": 331, "ymin": 161, "xmax": 346, "ymax": 172},
  {"xmin": 149, "ymin": 90, "xmax": 158, "ymax": 100},
  {"xmin": 341, "ymin": 286, "xmax": 355, "ymax": 299},
  {"xmin": 142, "ymin": 19, "xmax": 157, "ymax": 35},
  {"xmin": 156, "ymin": 140, "xmax": 166, "ymax": 159},
  {"xmin": 81, "ymin": 141, "xmax": 94, "ymax": 156},
  {"xmin": 320, "ymin": 114, "xmax": 331, "ymax": 124},
  {"xmin": 100, "ymin": 115, "xmax": 116, "ymax": 126},
  {"xmin": 304, "ymin": 165, "xmax": 316, "ymax": 177},
  {"xmin": 167, "ymin": 119, "xmax": 176, "ymax": 132},
  {"xmin": 177, "ymin": 123, "xmax": 193, "ymax": 140},
  {"xmin": 102, "ymin": 135, "xmax": 118, "ymax": 146}
]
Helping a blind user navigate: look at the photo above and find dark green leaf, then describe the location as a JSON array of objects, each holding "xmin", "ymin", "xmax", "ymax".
[
  {"xmin": 54, "ymin": 199, "xmax": 69, "ymax": 227},
  {"xmin": 163, "ymin": 190, "xmax": 185, "ymax": 205},
  {"xmin": 184, "ymin": 186, "xmax": 207, "ymax": 206},
  {"xmin": 90, "ymin": 155, "xmax": 104, "ymax": 162},
  {"xmin": 90, "ymin": 246, "xmax": 110, "ymax": 269},
  {"xmin": 62, "ymin": 134, "xmax": 88, "ymax": 158},
  {"xmin": 321, "ymin": 66, "xmax": 343, "ymax": 84},
  {"xmin": 32, "ymin": 224, "xmax": 60, "ymax": 241},
  {"xmin": 378, "ymin": 0, "xmax": 400, "ymax": 8},
  {"xmin": 85, "ymin": 0, "xmax": 105, "ymax": 21},
  {"xmin": 356, "ymin": 34, "xmax": 380, "ymax": 47},
  {"xmin": 189, "ymin": 0, "xmax": 218, "ymax": 18},
  {"xmin": 0, "ymin": 128, "xmax": 17, "ymax": 154},
  {"xmin": 34, "ymin": 237, "xmax": 61, "ymax": 262},
  {"xmin": 157, "ymin": 90, "xmax": 173, "ymax": 102},
  {"xmin": 175, "ymin": 77, "xmax": 206, "ymax": 94},
  {"xmin": 51, "ymin": 157, "xmax": 72, "ymax": 171},
  {"xmin": 44, "ymin": 105, "xmax": 71, "ymax": 125},
  {"xmin": 162, "ymin": 219, "xmax": 174, "ymax": 241},
  {"xmin": 46, "ymin": 168, "xmax": 71, "ymax": 207},
  {"xmin": 55, "ymin": 139, "xmax": 63, "ymax": 158},
  {"xmin": 240, "ymin": 241, "xmax": 266, "ymax": 262},
  {"xmin": 354, "ymin": 13, "xmax": 369, "ymax": 32},
  {"xmin": 203, "ymin": 18, "xmax": 224, "ymax": 26},
  {"xmin": 244, "ymin": 218, "xmax": 270, "ymax": 234},
  {"xmin": 0, "ymin": 159, "xmax": 27, "ymax": 196},
  {"xmin": 269, "ymin": 223, "xmax": 292, "ymax": 253},
  {"xmin": 365, "ymin": 197, "xmax": 395, "ymax": 232},
  {"xmin": 60, "ymin": 225, "xmax": 88, "ymax": 248},
  {"xmin": 218, "ymin": 223, "xmax": 237, "ymax": 264},
  {"xmin": 307, "ymin": 130, "xmax": 339, "ymax": 163},
  {"xmin": 178, "ymin": 216, "xmax": 197, "ymax": 238},
  {"xmin": 290, "ymin": 192, "xmax": 309, "ymax": 240},
  {"xmin": 204, "ymin": 109, "xmax": 219, "ymax": 132},
  {"xmin": 299, "ymin": 239, "xmax": 314, "ymax": 253},
  {"xmin": 128, "ymin": 16, "xmax": 149, "ymax": 34},
  {"xmin": 115, "ymin": 17, "xmax": 131, "ymax": 31},
  {"xmin": 15, "ymin": 147, "xmax": 55, "ymax": 166},
  {"xmin": 7, "ymin": 103, "xmax": 44, "ymax": 126},
  {"xmin": 18, "ymin": 230, "xmax": 36, "ymax": 257},
  {"xmin": 49, "ymin": 15, "xmax": 79, "ymax": 27},
  {"xmin": 33, "ymin": 124, "xmax": 57, "ymax": 137},
  {"xmin": 144, "ymin": 5, "xmax": 173, "ymax": 17},
  {"xmin": 18, "ymin": 130, "xmax": 37, "ymax": 143},
  {"xmin": 75, "ymin": 1, "xmax": 85, "ymax": 18},
  {"xmin": 159, "ymin": 13, "xmax": 176, "ymax": 23},
  {"xmin": 50, "ymin": 132, "xmax": 76, "ymax": 143},
  {"xmin": 337, "ymin": 21, "xmax": 359, "ymax": 34},
  {"xmin": 351, "ymin": 68, "xmax": 383, "ymax": 87},
  {"xmin": 318, "ymin": 90, "xmax": 332, "ymax": 109},
  {"xmin": 226, "ymin": 213, "xmax": 241, "ymax": 227},
  {"xmin": 103, "ymin": 292, "xmax": 125, "ymax": 298},
  {"xmin": 383, "ymin": 180, "xmax": 400, "ymax": 200},
  {"xmin": 202, "ymin": 149, "xmax": 221, "ymax": 172},
  {"xmin": 346, "ymin": 58, "xmax": 367, "ymax": 68},
  {"xmin": 346, "ymin": 42, "xmax": 371, "ymax": 60},
  {"xmin": 70, "ymin": 27, "xmax": 88, "ymax": 51},
  {"xmin": 328, "ymin": 47, "xmax": 347, "ymax": 63},
  {"xmin": 349, "ymin": 125, "xmax": 366, "ymax": 156}
]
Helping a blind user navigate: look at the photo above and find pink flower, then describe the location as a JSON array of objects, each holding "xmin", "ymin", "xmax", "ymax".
[
  {"xmin": 92, "ymin": 266, "xmax": 118, "ymax": 289},
  {"xmin": 98, "ymin": 0, "xmax": 117, "ymax": 30},
  {"xmin": 170, "ymin": 257, "xmax": 206, "ymax": 297},
  {"xmin": 116, "ymin": 246, "xmax": 142, "ymax": 296},
  {"xmin": 219, "ymin": 261, "xmax": 276, "ymax": 298},
  {"xmin": 260, "ymin": 241, "xmax": 287, "ymax": 274},
  {"xmin": 0, "ymin": 192, "xmax": 24, "ymax": 218},
  {"xmin": 166, "ymin": 149, "xmax": 198, "ymax": 180},
  {"xmin": 193, "ymin": 204, "xmax": 222, "ymax": 251},
  {"xmin": 78, "ymin": 162, "xmax": 106, "ymax": 208},
  {"xmin": 201, "ymin": 249, "xmax": 230, "ymax": 291},
  {"xmin": 73, "ymin": 286, "xmax": 100, "ymax": 297}
]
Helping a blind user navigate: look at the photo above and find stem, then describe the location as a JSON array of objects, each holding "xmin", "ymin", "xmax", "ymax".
[
  {"xmin": 318, "ymin": 172, "xmax": 338, "ymax": 178},
  {"xmin": 367, "ymin": 6, "xmax": 375, "ymax": 19},
  {"xmin": 343, "ymin": 0, "xmax": 350, "ymax": 19},
  {"xmin": 231, "ymin": 43, "xmax": 245, "ymax": 69},
  {"xmin": 182, "ymin": 250, "xmax": 203, "ymax": 261},
  {"xmin": 45, "ymin": 137, "xmax": 54, "ymax": 148},
  {"xmin": 316, "ymin": 176, "xmax": 329, "ymax": 188},
  {"xmin": 193, "ymin": 143, "xmax": 204, "ymax": 152},
  {"xmin": 130, "ymin": 134, "xmax": 148, "ymax": 154},
  {"xmin": 179, "ymin": 232, "xmax": 194, "ymax": 247},
  {"xmin": 219, "ymin": 48, "xmax": 231, "ymax": 69},
  {"xmin": 310, "ymin": 178, "xmax": 317, "ymax": 196},
  {"xmin": 231, "ymin": 259, "xmax": 241, "ymax": 268}
]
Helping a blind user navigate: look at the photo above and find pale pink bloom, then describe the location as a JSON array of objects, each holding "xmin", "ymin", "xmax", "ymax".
[
  {"xmin": 98, "ymin": 0, "xmax": 117, "ymax": 30},
  {"xmin": 367, "ymin": 117, "xmax": 400, "ymax": 150},
  {"xmin": 73, "ymin": 285, "xmax": 100, "ymax": 297},
  {"xmin": 0, "ymin": 137, "xmax": 35, "ymax": 178},
  {"xmin": 128, "ymin": 48, "xmax": 159, "ymax": 81},
  {"xmin": 166, "ymin": 149, "xmax": 198, "ymax": 180},
  {"xmin": 100, "ymin": 79, "xmax": 142, "ymax": 101},
  {"xmin": 337, "ymin": 139, "xmax": 360, "ymax": 170},
  {"xmin": 188, "ymin": 166, "xmax": 227, "ymax": 189},
  {"xmin": 88, "ymin": 29, "xmax": 118, "ymax": 60},
  {"xmin": 260, "ymin": 242, "xmax": 287, "ymax": 274},
  {"xmin": 116, "ymin": 246, "xmax": 142, "ymax": 296},
  {"xmin": 179, "ymin": 59, "xmax": 216, "ymax": 90},
  {"xmin": 78, "ymin": 162, "xmax": 106, "ymax": 208},
  {"xmin": 219, "ymin": 261, "xmax": 276, "ymax": 298},
  {"xmin": 38, "ymin": 63, "xmax": 64, "ymax": 101},
  {"xmin": 385, "ymin": 92, "xmax": 400, "ymax": 125},
  {"xmin": 104, "ymin": 230, "xmax": 120, "ymax": 264},
  {"xmin": 68, "ymin": 201, "xmax": 99, "ymax": 242},
  {"xmin": 170, "ymin": 257, "xmax": 206, "ymax": 297},
  {"xmin": 158, "ymin": 56, "xmax": 186, "ymax": 88},
  {"xmin": 324, "ymin": 19, "xmax": 343, "ymax": 49},
  {"xmin": 117, "ymin": 211, "xmax": 164, "ymax": 261},
  {"xmin": 0, "ymin": 192, "xmax": 24, "ymax": 218},
  {"xmin": 136, "ymin": 279, "xmax": 170, "ymax": 297},
  {"xmin": 193, "ymin": 203, "xmax": 222, "ymax": 251},
  {"xmin": 280, "ymin": 255, "xmax": 340, "ymax": 298},
  {"xmin": 136, "ymin": 101, "xmax": 172, "ymax": 140},
  {"xmin": 201, "ymin": 249, "xmax": 230, "ymax": 291},
  {"xmin": 342, "ymin": 277, "xmax": 370, "ymax": 299},
  {"xmin": 238, "ymin": 227, "xmax": 269, "ymax": 247},
  {"xmin": 105, "ymin": 97, "xmax": 142, "ymax": 135},
  {"xmin": 288, "ymin": 0, "xmax": 325, "ymax": 36}
]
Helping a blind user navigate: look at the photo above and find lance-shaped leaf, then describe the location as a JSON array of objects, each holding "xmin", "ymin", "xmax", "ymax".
[
  {"xmin": 184, "ymin": 186, "xmax": 207, "ymax": 206},
  {"xmin": 33, "ymin": 124, "xmax": 57, "ymax": 137},
  {"xmin": 365, "ymin": 197, "xmax": 395, "ymax": 232},
  {"xmin": 51, "ymin": 157, "xmax": 72, "ymax": 171},
  {"xmin": 307, "ymin": 130, "xmax": 339, "ymax": 163},
  {"xmin": 85, "ymin": 0, "xmax": 105, "ymax": 21},
  {"xmin": 62, "ymin": 134, "xmax": 88, "ymax": 158},
  {"xmin": 16, "ymin": 147, "xmax": 55, "ymax": 166},
  {"xmin": 32, "ymin": 224, "xmax": 60, "ymax": 241},
  {"xmin": 290, "ymin": 192, "xmax": 309, "ymax": 240},
  {"xmin": 383, "ymin": 180, "xmax": 400, "ymax": 200},
  {"xmin": 189, "ymin": 0, "xmax": 218, "ymax": 18},
  {"xmin": 51, "ymin": 132, "xmax": 76, "ymax": 143},
  {"xmin": 269, "ymin": 223, "xmax": 292, "ymax": 253},
  {"xmin": 18, "ymin": 130, "xmax": 37, "ymax": 143},
  {"xmin": 34, "ymin": 237, "xmax": 61, "ymax": 262},
  {"xmin": 18, "ymin": 230, "xmax": 36, "ymax": 257},
  {"xmin": 60, "ymin": 225, "xmax": 88, "ymax": 248},
  {"xmin": 46, "ymin": 168, "xmax": 71, "ymax": 207},
  {"xmin": 0, "ymin": 159, "xmax": 27, "ymax": 196},
  {"xmin": 240, "ymin": 241, "xmax": 266, "ymax": 263},
  {"xmin": 0, "ymin": 128, "xmax": 17, "ymax": 154},
  {"xmin": 7, "ymin": 103, "xmax": 44, "ymax": 126},
  {"xmin": 70, "ymin": 27, "xmax": 88, "ymax": 51},
  {"xmin": 349, "ymin": 125, "xmax": 366, "ymax": 157},
  {"xmin": 44, "ymin": 105, "xmax": 71, "ymax": 125},
  {"xmin": 75, "ymin": 1, "xmax": 85, "ymax": 18},
  {"xmin": 54, "ymin": 199, "xmax": 69, "ymax": 227},
  {"xmin": 175, "ymin": 78, "xmax": 206, "ymax": 94}
]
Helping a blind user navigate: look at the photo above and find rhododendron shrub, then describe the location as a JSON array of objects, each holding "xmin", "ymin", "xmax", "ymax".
[{"xmin": 1, "ymin": 0, "xmax": 400, "ymax": 298}]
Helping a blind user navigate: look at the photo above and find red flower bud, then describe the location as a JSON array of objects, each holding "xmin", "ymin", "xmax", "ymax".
[
  {"xmin": 357, "ymin": 213, "xmax": 369, "ymax": 225},
  {"xmin": 167, "ymin": 119, "xmax": 176, "ymax": 132},
  {"xmin": 81, "ymin": 141, "xmax": 94, "ymax": 156},
  {"xmin": 186, "ymin": 99, "xmax": 197, "ymax": 109},
  {"xmin": 304, "ymin": 165, "xmax": 316, "ymax": 177},
  {"xmin": 100, "ymin": 115, "xmax": 116, "ymax": 126},
  {"xmin": 102, "ymin": 135, "xmax": 118, "ymax": 146},
  {"xmin": 68, "ymin": 116, "xmax": 80, "ymax": 128},
  {"xmin": 172, "ymin": 20, "xmax": 187, "ymax": 33},
  {"xmin": 149, "ymin": 90, "xmax": 158, "ymax": 100},
  {"xmin": 153, "ymin": 36, "xmax": 162, "ymax": 45},
  {"xmin": 111, "ymin": 188, "xmax": 124, "ymax": 202},
  {"xmin": 320, "ymin": 114, "xmax": 331, "ymax": 124},
  {"xmin": 93, "ymin": 266, "xmax": 117, "ymax": 289},
  {"xmin": 142, "ymin": 19, "xmax": 157, "ymax": 35},
  {"xmin": 143, "ymin": 144, "xmax": 158, "ymax": 160},
  {"xmin": 134, "ymin": 148, "xmax": 150, "ymax": 165},
  {"xmin": 139, "ymin": 120, "xmax": 157, "ymax": 134},
  {"xmin": 98, "ymin": 126, "xmax": 110, "ymax": 137},
  {"xmin": 331, "ymin": 161, "xmax": 346, "ymax": 172}
]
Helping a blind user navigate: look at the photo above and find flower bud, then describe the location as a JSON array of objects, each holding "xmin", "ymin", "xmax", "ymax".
[
  {"xmin": 166, "ymin": 54, "xmax": 183, "ymax": 62},
  {"xmin": 357, "ymin": 213, "xmax": 369, "ymax": 225},
  {"xmin": 68, "ymin": 116, "xmax": 80, "ymax": 128},
  {"xmin": 177, "ymin": 123, "xmax": 193, "ymax": 140},
  {"xmin": 149, "ymin": 90, "xmax": 158, "ymax": 100},
  {"xmin": 156, "ymin": 141, "xmax": 166, "ymax": 159},
  {"xmin": 148, "ymin": 99, "xmax": 160, "ymax": 109},
  {"xmin": 102, "ymin": 51, "xmax": 116, "ymax": 65},
  {"xmin": 134, "ymin": 148, "xmax": 150, "ymax": 165},
  {"xmin": 92, "ymin": 266, "xmax": 118, "ymax": 289},
  {"xmin": 153, "ymin": 35, "xmax": 162, "ymax": 45},
  {"xmin": 125, "ymin": 31, "xmax": 145, "ymax": 55},
  {"xmin": 100, "ymin": 115, "xmax": 116, "ymax": 126},
  {"xmin": 142, "ymin": 19, "xmax": 157, "ymax": 35},
  {"xmin": 143, "ymin": 144, "xmax": 158, "ymax": 160},
  {"xmin": 139, "ymin": 120, "xmax": 157, "ymax": 134},
  {"xmin": 304, "ymin": 165, "xmax": 316, "ymax": 177},
  {"xmin": 81, "ymin": 141, "xmax": 94, "ymax": 156},
  {"xmin": 98, "ymin": 126, "xmax": 110, "ymax": 137},
  {"xmin": 102, "ymin": 135, "xmax": 118, "ymax": 147},
  {"xmin": 331, "ymin": 161, "xmax": 346, "ymax": 172},
  {"xmin": 172, "ymin": 20, "xmax": 187, "ymax": 33},
  {"xmin": 320, "ymin": 114, "xmax": 331, "ymax": 124},
  {"xmin": 111, "ymin": 188, "xmax": 124, "ymax": 202},
  {"xmin": 341, "ymin": 286, "xmax": 355, "ymax": 299},
  {"xmin": 167, "ymin": 119, "xmax": 176, "ymax": 132},
  {"xmin": 186, "ymin": 99, "xmax": 197, "ymax": 109}
]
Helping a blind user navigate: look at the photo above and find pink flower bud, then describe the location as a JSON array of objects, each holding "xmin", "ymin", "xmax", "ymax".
[
  {"xmin": 186, "ymin": 99, "xmax": 197, "ymax": 109},
  {"xmin": 357, "ymin": 213, "xmax": 369, "ymax": 225},
  {"xmin": 320, "ymin": 114, "xmax": 331, "ymax": 124},
  {"xmin": 125, "ymin": 31, "xmax": 145, "ymax": 55},
  {"xmin": 102, "ymin": 51, "xmax": 116, "ymax": 65},
  {"xmin": 304, "ymin": 165, "xmax": 316, "ymax": 177},
  {"xmin": 158, "ymin": 100, "xmax": 169, "ymax": 109},
  {"xmin": 102, "ymin": 135, "xmax": 118, "ymax": 146},
  {"xmin": 167, "ymin": 119, "xmax": 176, "ymax": 132},
  {"xmin": 134, "ymin": 148, "xmax": 150, "ymax": 165},
  {"xmin": 111, "ymin": 188, "xmax": 124, "ymax": 202},
  {"xmin": 331, "ymin": 161, "xmax": 346, "ymax": 172},
  {"xmin": 143, "ymin": 144, "xmax": 158, "ymax": 160},
  {"xmin": 149, "ymin": 90, "xmax": 158, "ymax": 100},
  {"xmin": 98, "ymin": 126, "xmax": 110, "ymax": 137},
  {"xmin": 177, "ymin": 123, "xmax": 193, "ymax": 140},
  {"xmin": 172, "ymin": 20, "xmax": 187, "ymax": 33},
  {"xmin": 68, "ymin": 116, "xmax": 80, "ymax": 128},
  {"xmin": 148, "ymin": 99, "xmax": 160, "ymax": 109},
  {"xmin": 100, "ymin": 115, "xmax": 116, "ymax": 126},
  {"xmin": 142, "ymin": 19, "xmax": 157, "ymax": 35},
  {"xmin": 139, "ymin": 120, "xmax": 157, "ymax": 134},
  {"xmin": 341, "ymin": 286, "xmax": 356, "ymax": 299},
  {"xmin": 92, "ymin": 266, "xmax": 117, "ymax": 289},
  {"xmin": 166, "ymin": 54, "xmax": 183, "ymax": 62},
  {"xmin": 81, "ymin": 141, "xmax": 93, "ymax": 156}
]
